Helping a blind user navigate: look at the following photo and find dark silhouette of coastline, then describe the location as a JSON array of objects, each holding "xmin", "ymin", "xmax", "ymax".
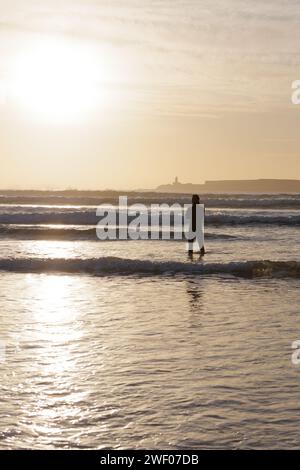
[
  {"xmin": 156, "ymin": 177, "xmax": 300, "ymax": 194},
  {"xmin": 0, "ymin": 177, "xmax": 299, "ymax": 207}
]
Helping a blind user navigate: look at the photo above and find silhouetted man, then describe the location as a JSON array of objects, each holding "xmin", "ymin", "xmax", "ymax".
[{"xmin": 186, "ymin": 194, "xmax": 205, "ymax": 257}]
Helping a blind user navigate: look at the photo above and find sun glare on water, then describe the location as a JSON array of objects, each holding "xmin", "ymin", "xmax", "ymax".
[{"xmin": 11, "ymin": 38, "xmax": 107, "ymax": 123}]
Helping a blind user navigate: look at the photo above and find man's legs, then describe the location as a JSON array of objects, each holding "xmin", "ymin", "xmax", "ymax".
[{"xmin": 187, "ymin": 240, "xmax": 193, "ymax": 255}]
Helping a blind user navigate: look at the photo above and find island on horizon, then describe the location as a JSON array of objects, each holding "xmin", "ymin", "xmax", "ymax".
[{"xmin": 156, "ymin": 177, "xmax": 300, "ymax": 194}]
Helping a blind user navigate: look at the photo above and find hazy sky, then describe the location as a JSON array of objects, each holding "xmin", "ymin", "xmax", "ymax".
[{"xmin": 0, "ymin": 0, "xmax": 300, "ymax": 189}]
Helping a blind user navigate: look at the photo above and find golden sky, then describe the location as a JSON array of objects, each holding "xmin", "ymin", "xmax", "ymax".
[{"xmin": 0, "ymin": 0, "xmax": 300, "ymax": 189}]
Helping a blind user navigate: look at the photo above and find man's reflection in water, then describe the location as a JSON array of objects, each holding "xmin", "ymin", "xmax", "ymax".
[
  {"xmin": 186, "ymin": 279, "xmax": 204, "ymax": 318},
  {"xmin": 185, "ymin": 280, "xmax": 205, "ymax": 361}
]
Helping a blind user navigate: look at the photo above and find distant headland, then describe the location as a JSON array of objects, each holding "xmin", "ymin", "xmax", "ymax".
[{"xmin": 156, "ymin": 177, "xmax": 300, "ymax": 193}]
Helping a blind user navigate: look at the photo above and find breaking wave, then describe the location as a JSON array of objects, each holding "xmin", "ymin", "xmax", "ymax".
[
  {"xmin": 0, "ymin": 257, "xmax": 299, "ymax": 278},
  {"xmin": 0, "ymin": 193, "xmax": 300, "ymax": 209},
  {"xmin": 207, "ymin": 213, "xmax": 300, "ymax": 226},
  {"xmin": 0, "ymin": 225, "xmax": 238, "ymax": 241},
  {"xmin": 0, "ymin": 211, "xmax": 299, "ymax": 226}
]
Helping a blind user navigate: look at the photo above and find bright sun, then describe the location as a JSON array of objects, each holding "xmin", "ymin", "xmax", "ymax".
[{"xmin": 11, "ymin": 38, "xmax": 103, "ymax": 123}]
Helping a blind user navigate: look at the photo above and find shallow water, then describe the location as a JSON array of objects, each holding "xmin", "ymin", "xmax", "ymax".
[
  {"xmin": 0, "ymin": 274, "xmax": 299, "ymax": 449},
  {"xmin": 0, "ymin": 194, "xmax": 299, "ymax": 449}
]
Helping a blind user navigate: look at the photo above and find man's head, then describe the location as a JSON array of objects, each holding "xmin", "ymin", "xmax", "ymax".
[{"xmin": 192, "ymin": 194, "xmax": 200, "ymax": 205}]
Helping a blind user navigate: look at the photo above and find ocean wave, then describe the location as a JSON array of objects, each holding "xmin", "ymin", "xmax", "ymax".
[
  {"xmin": 0, "ymin": 193, "xmax": 300, "ymax": 209},
  {"xmin": 0, "ymin": 211, "xmax": 299, "ymax": 226},
  {"xmin": 0, "ymin": 257, "xmax": 299, "ymax": 278},
  {"xmin": 207, "ymin": 214, "xmax": 300, "ymax": 226},
  {"xmin": 0, "ymin": 225, "xmax": 238, "ymax": 241}
]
